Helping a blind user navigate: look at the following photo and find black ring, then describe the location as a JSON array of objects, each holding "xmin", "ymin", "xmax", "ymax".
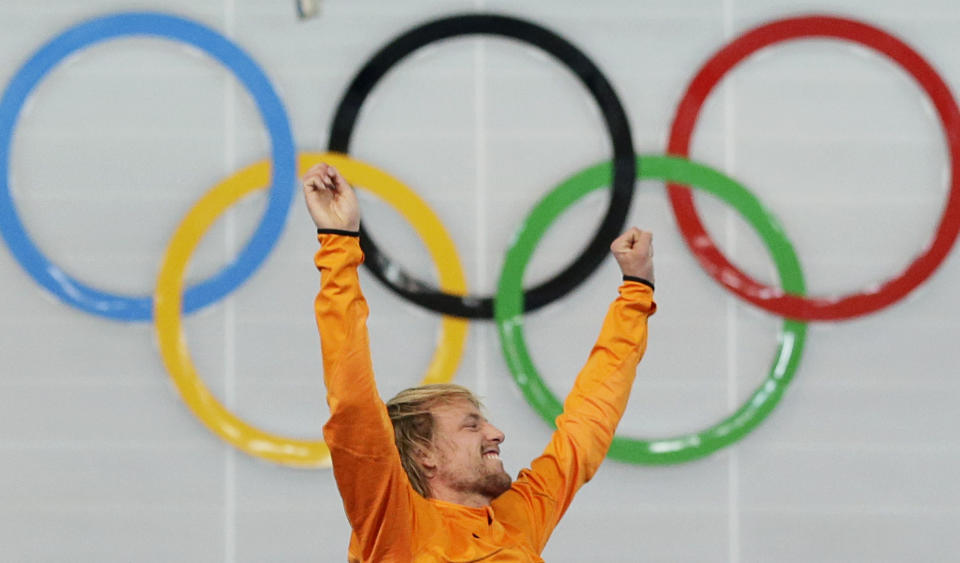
[{"xmin": 328, "ymin": 14, "xmax": 636, "ymax": 319}]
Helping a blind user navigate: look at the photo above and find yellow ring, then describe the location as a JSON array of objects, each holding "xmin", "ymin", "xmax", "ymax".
[{"xmin": 154, "ymin": 151, "xmax": 469, "ymax": 467}]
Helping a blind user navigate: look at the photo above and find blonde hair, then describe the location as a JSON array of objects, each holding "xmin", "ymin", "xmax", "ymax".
[{"xmin": 385, "ymin": 383, "xmax": 481, "ymax": 498}]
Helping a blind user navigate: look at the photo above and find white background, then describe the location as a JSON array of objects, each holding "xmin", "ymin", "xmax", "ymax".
[{"xmin": 1, "ymin": 0, "xmax": 958, "ymax": 561}]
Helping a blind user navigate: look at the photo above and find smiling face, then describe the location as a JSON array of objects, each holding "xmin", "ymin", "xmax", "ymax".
[{"xmin": 422, "ymin": 397, "xmax": 512, "ymax": 507}]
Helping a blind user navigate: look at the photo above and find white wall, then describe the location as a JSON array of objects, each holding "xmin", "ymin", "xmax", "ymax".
[{"xmin": 1, "ymin": 0, "xmax": 958, "ymax": 561}]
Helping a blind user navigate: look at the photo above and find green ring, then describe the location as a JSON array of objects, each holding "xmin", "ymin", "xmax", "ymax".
[{"xmin": 494, "ymin": 155, "xmax": 808, "ymax": 464}]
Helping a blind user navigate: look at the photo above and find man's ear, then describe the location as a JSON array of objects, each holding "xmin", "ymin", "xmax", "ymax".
[{"xmin": 416, "ymin": 445, "xmax": 438, "ymax": 476}]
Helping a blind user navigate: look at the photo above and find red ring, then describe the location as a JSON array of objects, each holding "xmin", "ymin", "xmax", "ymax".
[{"xmin": 666, "ymin": 15, "xmax": 960, "ymax": 321}]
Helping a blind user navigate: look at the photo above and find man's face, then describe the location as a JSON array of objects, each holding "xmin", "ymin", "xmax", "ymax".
[{"xmin": 426, "ymin": 398, "xmax": 512, "ymax": 502}]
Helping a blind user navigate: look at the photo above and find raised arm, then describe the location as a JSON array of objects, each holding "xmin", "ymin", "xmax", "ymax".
[
  {"xmin": 306, "ymin": 164, "xmax": 416, "ymax": 560},
  {"xmin": 494, "ymin": 228, "xmax": 656, "ymax": 550},
  {"xmin": 306, "ymin": 162, "xmax": 364, "ymax": 377}
]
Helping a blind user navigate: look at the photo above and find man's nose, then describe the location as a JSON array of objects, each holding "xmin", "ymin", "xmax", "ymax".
[{"xmin": 485, "ymin": 423, "xmax": 505, "ymax": 444}]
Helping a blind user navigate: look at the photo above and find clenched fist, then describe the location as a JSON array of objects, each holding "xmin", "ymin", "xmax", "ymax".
[
  {"xmin": 610, "ymin": 228, "xmax": 654, "ymax": 283},
  {"xmin": 303, "ymin": 162, "xmax": 360, "ymax": 231}
]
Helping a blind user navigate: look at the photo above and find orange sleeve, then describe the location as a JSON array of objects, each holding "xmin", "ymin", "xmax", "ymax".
[
  {"xmin": 493, "ymin": 281, "xmax": 655, "ymax": 551},
  {"xmin": 313, "ymin": 233, "xmax": 418, "ymax": 561}
]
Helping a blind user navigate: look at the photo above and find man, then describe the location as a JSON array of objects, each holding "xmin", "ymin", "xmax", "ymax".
[{"xmin": 304, "ymin": 162, "xmax": 656, "ymax": 562}]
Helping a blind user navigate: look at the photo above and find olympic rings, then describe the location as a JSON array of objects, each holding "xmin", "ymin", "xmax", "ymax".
[
  {"xmin": 0, "ymin": 12, "xmax": 296, "ymax": 321},
  {"xmin": 666, "ymin": 15, "xmax": 960, "ymax": 321},
  {"xmin": 328, "ymin": 14, "xmax": 636, "ymax": 319},
  {"xmin": 154, "ymin": 152, "xmax": 468, "ymax": 467},
  {"xmin": 4, "ymin": 10, "xmax": 959, "ymax": 466},
  {"xmin": 495, "ymin": 154, "xmax": 807, "ymax": 464}
]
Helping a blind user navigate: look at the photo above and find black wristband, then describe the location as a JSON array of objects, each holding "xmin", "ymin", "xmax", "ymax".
[
  {"xmin": 317, "ymin": 228, "xmax": 360, "ymax": 237},
  {"xmin": 623, "ymin": 275, "xmax": 654, "ymax": 291}
]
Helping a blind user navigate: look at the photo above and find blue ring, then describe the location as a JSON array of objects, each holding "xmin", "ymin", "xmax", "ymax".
[{"xmin": 0, "ymin": 12, "xmax": 296, "ymax": 321}]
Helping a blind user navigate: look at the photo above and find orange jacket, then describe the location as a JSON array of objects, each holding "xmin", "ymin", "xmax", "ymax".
[{"xmin": 314, "ymin": 234, "xmax": 655, "ymax": 562}]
